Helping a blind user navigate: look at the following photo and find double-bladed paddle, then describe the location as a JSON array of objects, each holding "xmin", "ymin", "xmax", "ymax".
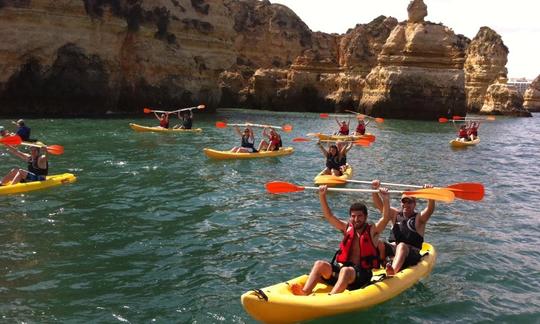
[
  {"xmin": 215, "ymin": 121, "xmax": 293, "ymax": 132},
  {"xmin": 0, "ymin": 135, "xmax": 22, "ymax": 146},
  {"xmin": 438, "ymin": 116, "xmax": 495, "ymax": 123},
  {"xmin": 265, "ymin": 181, "xmax": 455, "ymax": 203},
  {"xmin": 143, "ymin": 104, "xmax": 205, "ymax": 114},
  {"xmin": 292, "ymin": 137, "xmax": 372, "ymax": 147},
  {"xmin": 22, "ymin": 142, "xmax": 65, "ymax": 155},
  {"xmin": 344, "ymin": 110, "xmax": 385, "ymax": 123},
  {"xmin": 305, "ymin": 132, "xmax": 376, "ymax": 143}
]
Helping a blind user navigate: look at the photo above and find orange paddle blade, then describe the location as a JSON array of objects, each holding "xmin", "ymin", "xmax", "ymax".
[
  {"xmin": 197, "ymin": 104, "xmax": 206, "ymax": 109},
  {"xmin": 403, "ymin": 188, "xmax": 455, "ymax": 203},
  {"xmin": 319, "ymin": 113, "xmax": 329, "ymax": 118},
  {"xmin": 46, "ymin": 145, "xmax": 64, "ymax": 155},
  {"xmin": 354, "ymin": 139, "xmax": 371, "ymax": 147},
  {"xmin": 143, "ymin": 108, "xmax": 153, "ymax": 114},
  {"xmin": 215, "ymin": 121, "xmax": 227, "ymax": 128},
  {"xmin": 438, "ymin": 117, "xmax": 449, "ymax": 123},
  {"xmin": 374, "ymin": 117, "xmax": 384, "ymax": 123},
  {"xmin": 282, "ymin": 124, "xmax": 293, "ymax": 132},
  {"xmin": 486, "ymin": 116, "xmax": 496, "ymax": 121},
  {"xmin": 362, "ymin": 134, "xmax": 376, "ymax": 142},
  {"xmin": 292, "ymin": 137, "xmax": 311, "ymax": 142},
  {"xmin": 0, "ymin": 135, "xmax": 22, "ymax": 146},
  {"xmin": 446, "ymin": 183, "xmax": 484, "ymax": 201},
  {"xmin": 266, "ymin": 181, "xmax": 305, "ymax": 194}
]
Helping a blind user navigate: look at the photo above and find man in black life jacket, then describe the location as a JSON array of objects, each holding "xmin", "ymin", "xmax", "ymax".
[
  {"xmin": 371, "ymin": 179, "xmax": 435, "ymax": 276},
  {"xmin": 291, "ymin": 184, "xmax": 391, "ymax": 295}
]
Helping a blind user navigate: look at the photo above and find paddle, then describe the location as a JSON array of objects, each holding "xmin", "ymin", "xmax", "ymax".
[
  {"xmin": 0, "ymin": 135, "xmax": 23, "ymax": 146},
  {"xmin": 22, "ymin": 142, "xmax": 65, "ymax": 155},
  {"xmin": 439, "ymin": 116, "xmax": 495, "ymax": 123},
  {"xmin": 314, "ymin": 177, "xmax": 484, "ymax": 201},
  {"xmin": 215, "ymin": 121, "xmax": 293, "ymax": 132},
  {"xmin": 292, "ymin": 137, "xmax": 372, "ymax": 147},
  {"xmin": 305, "ymin": 132, "xmax": 376, "ymax": 143},
  {"xmin": 265, "ymin": 181, "xmax": 455, "ymax": 203},
  {"xmin": 344, "ymin": 110, "xmax": 385, "ymax": 123},
  {"xmin": 143, "ymin": 104, "xmax": 205, "ymax": 114}
]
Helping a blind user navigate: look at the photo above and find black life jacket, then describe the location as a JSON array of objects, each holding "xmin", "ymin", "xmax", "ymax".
[
  {"xmin": 389, "ymin": 212, "xmax": 423, "ymax": 249},
  {"xmin": 326, "ymin": 153, "xmax": 341, "ymax": 170},
  {"xmin": 182, "ymin": 117, "xmax": 193, "ymax": 129},
  {"xmin": 27, "ymin": 156, "xmax": 48, "ymax": 176},
  {"xmin": 241, "ymin": 135, "xmax": 255, "ymax": 149}
]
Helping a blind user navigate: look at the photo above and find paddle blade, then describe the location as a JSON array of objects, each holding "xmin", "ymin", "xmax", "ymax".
[
  {"xmin": 438, "ymin": 117, "xmax": 449, "ymax": 123},
  {"xmin": 319, "ymin": 113, "xmax": 329, "ymax": 118},
  {"xmin": 403, "ymin": 188, "xmax": 455, "ymax": 203},
  {"xmin": 282, "ymin": 124, "xmax": 293, "ymax": 132},
  {"xmin": 292, "ymin": 137, "xmax": 312, "ymax": 142},
  {"xmin": 266, "ymin": 181, "xmax": 305, "ymax": 194},
  {"xmin": 197, "ymin": 104, "xmax": 206, "ymax": 110},
  {"xmin": 446, "ymin": 183, "xmax": 484, "ymax": 201},
  {"xmin": 374, "ymin": 117, "xmax": 384, "ymax": 123},
  {"xmin": 362, "ymin": 134, "xmax": 376, "ymax": 143},
  {"xmin": 354, "ymin": 139, "xmax": 371, "ymax": 147},
  {"xmin": 453, "ymin": 116, "xmax": 465, "ymax": 120},
  {"xmin": 486, "ymin": 116, "xmax": 496, "ymax": 121},
  {"xmin": 215, "ymin": 121, "xmax": 227, "ymax": 128},
  {"xmin": 46, "ymin": 145, "xmax": 64, "ymax": 155},
  {"xmin": 0, "ymin": 135, "xmax": 22, "ymax": 146},
  {"xmin": 143, "ymin": 108, "xmax": 153, "ymax": 114}
]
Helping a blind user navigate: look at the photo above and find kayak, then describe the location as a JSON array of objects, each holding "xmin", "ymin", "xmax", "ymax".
[
  {"xmin": 203, "ymin": 147, "xmax": 294, "ymax": 160},
  {"xmin": 0, "ymin": 173, "xmax": 77, "ymax": 195},
  {"xmin": 315, "ymin": 133, "xmax": 374, "ymax": 141},
  {"xmin": 449, "ymin": 138, "xmax": 480, "ymax": 147},
  {"xmin": 314, "ymin": 165, "xmax": 353, "ymax": 186},
  {"xmin": 129, "ymin": 123, "xmax": 202, "ymax": 133},
  {"xmin": 241, "ymin": 242, "xmax": 436, "ymax": 324}
]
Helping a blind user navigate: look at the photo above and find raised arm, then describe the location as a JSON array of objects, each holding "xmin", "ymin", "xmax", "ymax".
[
  {"xmin": 371, "ymin": 179, "xmax": 399, "ymax": 219},
  {"xmin": 418, "ymin": 184, "xmax": 435, "ymax": 224},
  {"xmin": 4, "ymin": 145, "xmax": 29, "ymax": 161},
  {"xmin": 335, "ymin": 117, "xmax": 341, "ymax": 127},
  {"xmin": 365, "ymin": 119, "xmax": 372, "ymax": 126},
  {"xmin": 373, "ymin": 187, "xmax": 391, "ymax": 235},
  {"xmin": 316, "ymin": 141, "xmax": 328, "ymax": 156},
  {"xmin": 234, "ymin": 125, "xmax": 242, "ymax": 137},
  {"xmin": 319, "ymin": 185, "xmax": 347, "ymax": 232}
]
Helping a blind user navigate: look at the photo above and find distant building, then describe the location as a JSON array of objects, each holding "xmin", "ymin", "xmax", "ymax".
[{"xmin": 508, "ymin": 78, "xmax": 532, "ymax": 95}]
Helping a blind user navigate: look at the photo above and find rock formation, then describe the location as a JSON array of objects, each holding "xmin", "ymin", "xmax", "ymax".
[
  {"xmin": 523, "ymin": 75, "xmax": 540, "ymax": 112},
  {"xmin": 480, "ymin": 77, "xmax": 532, "ymax": 116},
  {"xmin": 464, "ymin": 27, "xmax": 508, "ymax": 112}
]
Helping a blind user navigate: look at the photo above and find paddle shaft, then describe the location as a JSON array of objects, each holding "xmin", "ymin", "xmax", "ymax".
[
  {"xmin": 228, "ymin": 123, "xmax": 285, "ymax": 130},
  {"xmin": 303, "ymin": 186, "xmax": 407, "ymax": 194},
  {"xmin": 345, "ymin": 179, "xmax": 423, "ymax": 189}
]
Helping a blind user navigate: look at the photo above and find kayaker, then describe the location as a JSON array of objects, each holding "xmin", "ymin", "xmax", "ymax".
[
  {"xmin": 454, "ymin": 123, "xmax": 468, "ymax": 142},
  {"xmin": 257, "ymin": 127, "xmax": 282, "ymax": 151},
  {"xmin": 1, "ymin": 145, "xmax": 48, "ymax": 186},
  {"xmin": 335, "ymin": 118, "xmax": 349, "ymax": 135},
  {"xmin": 154, "ymin": 112, "xmax": 170, "ymax": 129},
  {"xmin": 231, "ymin": 126, "xmax": 257, "ymax": 153},
  {"xmin": 317, "ymin": 142, "xmax": 345, "ymax": 176},
  {"xmin": 291, "ymin": 185, "xmax": 391, "ymax": 295},
  {"xmin": 371, "ymin": 180, "xmax": 435, "ymax": 276},
  {"xmin": 173, "ymin": 110, "xmax": 193, "ymax": 129},
  {"xmin": 336, "ymin": 141, "xmax": 353, "ymax": 173},
  {"xmin": 0, "ymin": 126, "xmax": 10, "ymax": 137},
  {"xmin": 15, "ymin": 119, "xmax": 31, "ymax": 141},
  {"xmin": 467, "ymin": 121, "xmax": 480, "ymax": 140},
  {"xmin": 353, "ymin": 119, "xmax": 371, "ymax": 136}
]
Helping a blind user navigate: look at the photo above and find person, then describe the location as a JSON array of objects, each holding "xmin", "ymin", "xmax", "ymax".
[
  {"xmin": 0, "ymin": 126, "xmax": 10, "ymax": 137},
  {"xmin": 317, "ymin": 142, "xmax": 346, "ymax": 176},
  {"xmin": 353, "ymin": 118, "xmax": 371, "ymax": 136},
  {"xmin": 371, "ymin": 180, "xmax": 435, "ymax": 276},
  {"xmin": 467, "ymin": 121, "xmax": 480, "ymax": 140},
  {"xmin": 291, "ymin": 185, "xmax": 391, "ymax": 295},
  {"xmin": 336, "ymin": 141, "xmax": 353, "ymax": 173},
  {"xmin": 173, "ymin": 110, "xmax": 193, "ymax": 129},
  {"xmin": 257, "ymin": 127, "xmax": 282, "ymax": 151},
  {"xmin": 231, "ymin": 126, "xmax": 257, "ymax": 153},
  {"xmin": 335, "ymin": 117, "xmax": 349, "ymax": 135},
  {"xmin": 1, "ymin": 145, "xmax": 48, "ymax": 186},
  {"xmin": 15, "ymin": 119, "xmax": 31, "ymax": 141},
  {"xmin": 154, "ymin": 112, "xmax": 170, "ymax": 129},
  {"xmin": 454, "ymin": 123, "xmax": 468, "ymax": 142}
]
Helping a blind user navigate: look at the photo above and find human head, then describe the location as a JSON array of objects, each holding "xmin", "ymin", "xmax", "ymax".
[
  {"xmin": 329, "ymin": 144, "xmax": 338, "ymax": 155},
  {"xmin": 0, "ymin": 126, "xmax": 6, "ymax": 136},
  {"xmin": 341, "ymin": 121, "xmax": 347, "ymax": 126},
  {"xmin": 349, "ymin": 202, "xmax": 368, "ymax": 229},
  {"xmin": 400, "ymin": 195, "xmax": 416, "ymax": 215},
  {"xmin": 17, "ymin": 119, "xmax": 25, "ymax": 126},
  {"xmin": 243, "ymin": 128, "xmax": 250, "ymax": 135}
]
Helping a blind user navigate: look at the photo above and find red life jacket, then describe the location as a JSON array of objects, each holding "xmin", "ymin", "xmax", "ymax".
[
  {"xmin": 458, "ymin": 129, "xmax": 468, "ymax": 138},
  {"xmin": 160, "ymin": 118, "xmax": 169, "ymax": 128},
  {"xmin": 356, "ymin": 123, "xmax": 366, "ymax": 135},
  {"xmin": 339, "ymin": 125, "xmax": 349, "ymax": 135},
  {"xmin": 335, "ymin": 223, "xmax": 380, "ymax": 269}
]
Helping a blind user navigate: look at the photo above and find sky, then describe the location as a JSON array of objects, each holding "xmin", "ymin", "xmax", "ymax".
[{"xmin": 271, "ymin": 0, "xmax": 539, "ymax": 80}]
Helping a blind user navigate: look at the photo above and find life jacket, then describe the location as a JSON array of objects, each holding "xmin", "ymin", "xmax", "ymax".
[
  {"xmin": 182, "ymin": 117, "xmax": 193, "ymax": 129},
  {"xmin": 27, "ymin": 156, "xmax": 48, "ymax": 176},
  {"xmin": 241, "ymin": 135, "xmax": 255, "ymax": 149},
  {"xmin": 335, "ymin": 223, "xmax": 380, "ymax": 270},
  {"xmin": 160, "ymin": 119, "xmax": 169, "ymax": 128},
  {"xmin": 270, "ymin": 134, "xmax": 281, "ymax": 148},
  {"xmin": 338, "ymin": 154, "xmax": 347, "ymax": 166},
  {"xmin": 389, "ymin": 212, "xmax": 423, "ymax": 249},
  {"xmin": 339, "ymin": 125, "xmax": 349, "ymax": 135},
  {"xmin": 468, "ymin": 127, "xmax": 478, "ymax": 136},
  {"xmin": 458, "ymin": 128, "xmax": 468, "ymax": 138},
  {"xmin": 326, "ymin": 153, "xmax": 341, "ymax": 170},
  {"xmin": 356, "ymin": 123, "xmax": 366, "ymax": 135}
]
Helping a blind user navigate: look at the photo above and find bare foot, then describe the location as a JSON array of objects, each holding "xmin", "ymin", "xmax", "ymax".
[
  {"xmin": 291, "ymin": 283, "xmax": 308, "ymax": 296},
  {"xmin": 386, "ymin": 263, "xmax": 395, "ymax": 277}
]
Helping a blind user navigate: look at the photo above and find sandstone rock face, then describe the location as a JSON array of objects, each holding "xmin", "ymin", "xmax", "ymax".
[
  {"xmin": 480, "ymin": 81, "xmax": 532, "ymax": 116},
  {"xmin": 407, "ymin": 0, "xmax": 427, "ymax": 23},
  {"xmin": 359, "ymin": 22, "xmax": 468, "ymax": 119},
  {"xmin": 464, "ymin": 27, "xmax": 508, "ymax": 113},
  {"xmin": 523, "ymin": 75, "xmax": 540, "ymax": 112}
]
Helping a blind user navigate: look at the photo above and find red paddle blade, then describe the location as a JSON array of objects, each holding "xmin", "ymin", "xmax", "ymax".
[
  {"xmin": 215, "ymin": 121, "xmax": 227, "ymax": 128},
  {"xmin": 197, "ymin": 105, "xmax": 206, "ymax": 109},
  {"xmin": 0, "ymin": 135, "xmax": 22, "ymax": 145},
  {"xmin": 143, "ymin": 108, "xmax": 153, "ymax": 114},
  {"xmin": 292, "ymin": 137, "xmax": 311, "ymax": 142},
  {"xmin": 453, "ymin": 116, "xmax": 465, "ymax": 120},
  {"xmin": 362, "ymin": 135, "xmax": 376, "ymax": 143},
  {"xmin": 446, "ymin": 183, "xmax": 485, "ymax": 201},
  {"xmin": 266, "ymin": 181, "xmax": 305, "ymax": 194},
  {"xmin": 354, "ymin": 140, "xmax": 371, "ymax": 147},
  {"xmin": 282, "ymin": 124, "xmax": 293, "ymax": 132},
  {"xmin": 374, "ymin": 117, "xmax": 384, "ymax": 123},
  {"xmin": 438, "ymin": 117, "xmax": 449, "ymax": 123},
  {"xmin": 46, "ymin": 145, "xmax": 65, "ymax": 155},
  {"xmin": 319, "ymin": 113, "xmax": 329, "ymax": 118}
]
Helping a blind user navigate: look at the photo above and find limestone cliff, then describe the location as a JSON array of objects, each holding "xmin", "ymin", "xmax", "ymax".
[
  {"xmin": 523, "ymin": 75, "xmax": 540, "ymax": 112},
  {"xmin": 464, "ymin": 27, "xmax": 508, "ymax": 113},
  {"xmin": 480, "ymin": 78, "xmax": 531, "ymax": 117}
]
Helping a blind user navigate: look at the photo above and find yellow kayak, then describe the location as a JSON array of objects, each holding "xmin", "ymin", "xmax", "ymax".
[
  {"xmin": 129, "ymin": 123, "xmax": 202, "ymax": 133},
  {"xmin": 314, "ymin": 165, "xmax": 353, "ymax": 186},
  {"xmin": 203, "ymin": 147, "xmax": 294, "ymax": 160},
  {"xmin": 315, "ymin": 133, "xmax": 374, "ymax": 141},
  {"xmin": 241, "ymin": 242, "xmax": 436, "ymax": 324},
  {"xmin": 449, "ymin": 138, "xmax": 480, "ymax": 147},
  {"xmin": 0, "ymin": 173, "xmax": 77, "ymax": 195}
]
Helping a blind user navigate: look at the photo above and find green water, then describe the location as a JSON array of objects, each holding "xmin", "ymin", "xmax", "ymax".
[{"xmin": 1, "ymin": 110, "xmax": 539, "ymax": 323}]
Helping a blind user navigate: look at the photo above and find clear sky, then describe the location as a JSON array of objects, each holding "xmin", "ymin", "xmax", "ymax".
[{"xmin": 271, "ymin": 0, "xmax": 539, "ymax": 80}]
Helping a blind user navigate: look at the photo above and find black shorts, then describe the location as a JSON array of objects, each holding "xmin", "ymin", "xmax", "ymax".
[
  {"xmin": 323, "ymin": 262, "xmax": 372, "ymax": 290},
  {"xmin": 384, "ymin": 241, "xmax": 422, "ymax": 269}
]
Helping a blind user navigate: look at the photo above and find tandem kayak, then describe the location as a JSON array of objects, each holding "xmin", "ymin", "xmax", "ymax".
[
  {"xmin": 314, "ymin": 133, "xmax": 374, "ymax": 141},
  {"xmin": 129, "ymin": 123, "xmax": 202, "ymax": 133},
  {"xmin": 203, "ymin": 147, "xmax": 294, "ymax": 160},
  {"xmin": 0, "ymin": 173, "xmax": 77, "ymax": 195},
  {"xmin": 241, "ymin": 242, "xmax": 436, "ymax": 324},
  {"xmin": 314, "ymin": 165, "xmax": 353, "ymax": 186},
  {"xmin": 449, "ymin": 138, "xmax": 480, "ymax": 147}
]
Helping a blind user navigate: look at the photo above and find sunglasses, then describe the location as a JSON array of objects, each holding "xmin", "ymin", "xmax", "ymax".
[{"xmin": 401, "ymin": 198, "xmax": 414, "ymax": 204}]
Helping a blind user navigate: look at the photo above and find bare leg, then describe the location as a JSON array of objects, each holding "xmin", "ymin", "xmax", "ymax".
[
  {"xmin": 291, "ymin": 260, "xmax": 332, "ymax": 296},
  {"xmin": 330, "ymin": 267, "xmax": 355, "ymax": 294},
  {"xmin": 387, "ymin": 242, "xmax": 409, "ymax": 276},
  {"xmin": 258, "ymin": 140, "xmax": 268, "ymax": 151},
  {"xmin": 1, "ymin": 169, "xmax": 20, "ymax": 185}
]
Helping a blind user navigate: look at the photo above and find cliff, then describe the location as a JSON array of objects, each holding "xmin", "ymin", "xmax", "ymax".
[
  {"xmin": 480, "ymin": 78, "xmax": 532, "ymax": 117},
  {"xmin": 523, "ymin": 75, "xmax": 540, "ymax": 112}
]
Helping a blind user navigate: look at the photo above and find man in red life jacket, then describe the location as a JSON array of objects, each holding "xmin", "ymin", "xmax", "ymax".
[
  {"xmin": 353, "ymin": 118, "xmax": 371, "ymax": 136},
  {"xmin": 154, "ymin": 112, "xmax": 170, "ymax": 128},
  {"xmin": 335, "ymin": 117, "xmax": 349, "ymax": 135},
  {"xmin": 291, "ymin": 185, "xmax": 391, "ymax": 295}
]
